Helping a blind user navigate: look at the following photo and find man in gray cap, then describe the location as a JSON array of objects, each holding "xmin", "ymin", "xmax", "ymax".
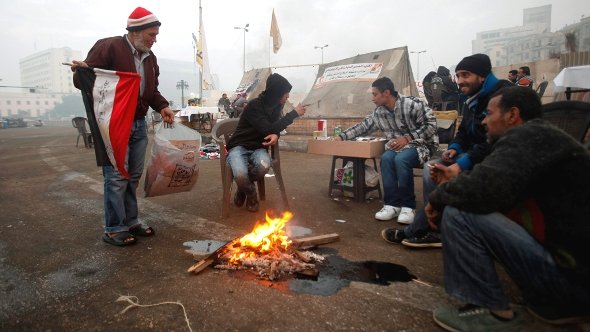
[
  {"xmin": 71, "ymin": 7, "xmax": 175, "ymax": 246},
  {"xmin": 382, "ymin": 53, "xmax": 512, "ymax": 248}
]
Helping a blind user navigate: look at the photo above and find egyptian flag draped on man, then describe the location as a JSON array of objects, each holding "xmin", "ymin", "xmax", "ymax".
[
  {"xmin": 77, "ymin": 68, "xmax": 140, "ymax": 178},
  {"xmin": 74, "ymin": 7, "xmax": 168, "ymax": 178}
]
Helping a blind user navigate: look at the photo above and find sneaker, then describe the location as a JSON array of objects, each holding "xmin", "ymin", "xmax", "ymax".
[
  {"xmin": 381, "ymin": 228, "xmax": 406, "ymax": 244},
  {"xmin": 234, "ymin": 191, "xmax": 246, "ymax": 207},
  {"xmin": 397, "ymin": 207, "xmax": 415, "ymax": 224},
  {"xmin": 375, "ymin": 205, "xmax": 401, "ymax": 221},
  {"xmin": 402, "ymin": 232, "xmax": 442, "ymax": 248},
  {"xmin": 246, "ymin": 195, "xmax": 259, "ymax": 212},
  {"xmin": 433, "ymin": 304, "xmax": 522, "ymax": 332}
]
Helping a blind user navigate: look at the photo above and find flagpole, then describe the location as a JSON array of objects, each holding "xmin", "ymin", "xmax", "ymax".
[{"xmin": 198, "ymin": 0, "xmax": 203, "ymax": 104}]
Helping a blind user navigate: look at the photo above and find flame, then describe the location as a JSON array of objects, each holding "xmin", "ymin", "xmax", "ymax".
[{"xmin": 225, "ymin": 211, "xmax": 293, "ymax": 264}]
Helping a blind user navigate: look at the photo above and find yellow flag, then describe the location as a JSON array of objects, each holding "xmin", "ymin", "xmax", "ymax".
[
  {"xmin": 270, "ymin": 9, "xmax": 282, "ymax": 54},
  {"xmin": 196, "ymin": 26, "xmax": 204, "ymax": 66}
]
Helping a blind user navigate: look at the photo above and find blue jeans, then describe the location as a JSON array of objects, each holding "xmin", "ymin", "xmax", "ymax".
[
  {"xmin": 441, "ymin": 206, "xmax": 590, "ymax": 311},
  {"xmin": 380, "ymin": 148, "xmax": 420, "ymax": 208},
  {"xmin": 226, "ymin": 146, "xmax": 271, "ymax": 197},
  {"xmin": 405, "ymin": 157, "xmax": 454, "ymax": 237},
  {"xmin": 102, "ymin": 120, "xmax": 148, "ymax": 233}
]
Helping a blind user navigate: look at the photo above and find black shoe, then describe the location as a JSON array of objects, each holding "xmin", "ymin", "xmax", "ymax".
[
  {"xmin": 246, "ymin": 195, "xmax": 259, "ymax": 212},
  {"xmin": 234, "ymin": 191, "xmax": 246, "ymax": 207},
  {"xmin": 401, "ymin": 232, "xmax": 442, "ymax": 248},
  {"xmin": 381, "ymin": 228, "xmax": 406, "ymax": 244}
]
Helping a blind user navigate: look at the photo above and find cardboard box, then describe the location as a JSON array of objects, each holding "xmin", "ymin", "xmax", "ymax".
[{"xmin": 307, "ymin": 139, "xmax": 386, "ymax": 158}]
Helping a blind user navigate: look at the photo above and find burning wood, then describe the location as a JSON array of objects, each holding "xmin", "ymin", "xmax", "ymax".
[{"xmin": 187, "ymin": 211, "xmax": 336, "ymax": 280}]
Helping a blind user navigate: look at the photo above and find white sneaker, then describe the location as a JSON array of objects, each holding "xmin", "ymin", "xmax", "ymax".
[
  {"xmin": 397, "ymin": 207, "xmax": 415, "ymax": 225},
  {"xmin": 375, "ymin": 205, "xmax": 401, "ymax": 221}
]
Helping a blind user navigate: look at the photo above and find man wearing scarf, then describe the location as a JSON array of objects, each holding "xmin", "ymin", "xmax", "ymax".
[
  {"xmin": 226, "ymin": 73, "xmax": 307, "ymax": 212},
  {"xmin": 383, "ymin": 53, "xmax": 512, "ymax": 247}
]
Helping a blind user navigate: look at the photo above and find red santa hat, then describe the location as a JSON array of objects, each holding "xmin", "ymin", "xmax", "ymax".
[{"xmin": 126, "ymin": 7, "xmax": 161, "ymax": 32}]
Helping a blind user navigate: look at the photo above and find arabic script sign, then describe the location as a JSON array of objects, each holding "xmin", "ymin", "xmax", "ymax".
[{"xmin": 314, "ymin": 63, "xmax": 383, "ymax": 88}]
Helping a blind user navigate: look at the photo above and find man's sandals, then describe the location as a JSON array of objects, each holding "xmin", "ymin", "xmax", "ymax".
[
  {"xmin": 102, "ymin": 225, "xmax": 155, "ymax": 246},
  {"xmin": 102, "ymin": 232, "xmax": 137, "ymax": 246}
]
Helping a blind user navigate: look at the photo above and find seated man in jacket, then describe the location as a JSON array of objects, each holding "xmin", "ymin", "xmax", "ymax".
[
  {"xmin": 427, "ymin": 86, "xmax": 590, "ymax": 331},
  {"xmin": 226, "ymin": 73, "xmax": 307, "ymax": 212},
  {"xmin": 336, "ymin": 76, "xmax": 437, "ymax": 223}
]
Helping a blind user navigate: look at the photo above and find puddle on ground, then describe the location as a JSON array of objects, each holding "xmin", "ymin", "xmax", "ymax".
[{"xmin": 226, "ymin": 247, "xmax": 416, "ymax": 296}]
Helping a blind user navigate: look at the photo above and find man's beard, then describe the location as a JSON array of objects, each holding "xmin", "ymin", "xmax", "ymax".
[{"xmin": 133, "ymin": 38, "xmax": 151, "ymax": 53}]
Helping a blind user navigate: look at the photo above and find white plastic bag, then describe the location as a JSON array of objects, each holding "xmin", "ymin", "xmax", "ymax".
[
  {"xmin": 365, "ymin": 165, "xmax": 379, "ymax": 187},
  {"xmin": 144, "ymin": 122, "xmax": 201, "ymax": 197}
]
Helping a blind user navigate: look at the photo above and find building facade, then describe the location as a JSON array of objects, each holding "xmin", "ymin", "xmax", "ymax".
[{"xmin": 472, "ymin": 5, "xmax": 590, "ymax": 67}]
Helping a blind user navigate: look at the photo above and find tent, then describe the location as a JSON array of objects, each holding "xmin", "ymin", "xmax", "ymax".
[{"xmin": 302, "ymin": 46, "xmax": 417, "ymax": 118}]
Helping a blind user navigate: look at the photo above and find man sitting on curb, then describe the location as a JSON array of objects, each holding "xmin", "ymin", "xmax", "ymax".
[
  {"xmin": 382, "ymin": 53, "xmax": 512, "ymax": 248},
  {"xmin": 426, "ymin": 86, "xmax": 590, "ymax": 331},
  {"xmin": 336, "ymin": 77, "xmax": 437, "ymax": 224}
]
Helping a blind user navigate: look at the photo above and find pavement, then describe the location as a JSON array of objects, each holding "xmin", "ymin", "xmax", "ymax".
[{"xmin": 0, "ymin": 125, "xmax": 583, "ymax": 331}]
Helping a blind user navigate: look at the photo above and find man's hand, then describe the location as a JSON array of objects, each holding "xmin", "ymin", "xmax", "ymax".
[
  {"xmin": 159, "ymin": 107, "xmax": 175, "ymax": 124},
  {"xmin": 425, "ymin": 203, "xmax": 441, "ymax": 230},
  {"xmin": 262, "ymin": 134, "xmax": 279, "ymax": 146},
  {"xmin": 294, "ymin": 103, "xmax": 310, "ymax": 117},
  {"xmin": 429, "ymin": 162, "xmax": 461, "ymax": 185},
  {"xmin": 70, "ymin": 60, "xmax": 89, "ymax": 72},
  {"xmin": 387, "ymin": 136, "xmax": 410, "ymax": 151},
  {"xmin": 441, "ymin": 149, "xmax": 458, "ymax": 163}
]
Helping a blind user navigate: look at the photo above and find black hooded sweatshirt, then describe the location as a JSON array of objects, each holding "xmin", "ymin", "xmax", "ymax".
[{"xmin": 226, "ymin": 73, "xmax": 300, "ymax": 151}]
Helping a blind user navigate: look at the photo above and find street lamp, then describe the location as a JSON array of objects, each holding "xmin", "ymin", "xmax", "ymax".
[
  {"xmin": 176, "ymin": 80, "xmax": 189, "ymax": 108},
  {"xmin": 314, "ymin": 44, "xmax": 329, "ymax": 64},
  {"xmin": 410, "ymin": 50, "xmax": 426, "ymax": 81},
  {"xmin": 234, "ymin": 23, "xmax": 249, "ymax": 73}
]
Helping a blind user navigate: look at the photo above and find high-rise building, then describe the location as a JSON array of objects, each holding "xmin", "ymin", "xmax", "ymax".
[{"xmin": 19, "ymin": 47, "xmax": 82, "ymax": 94}]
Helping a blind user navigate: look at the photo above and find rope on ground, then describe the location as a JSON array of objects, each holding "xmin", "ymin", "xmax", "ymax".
[{"xmin": 115, "ymin": 295, "xmax": 193, "ymax": 332}]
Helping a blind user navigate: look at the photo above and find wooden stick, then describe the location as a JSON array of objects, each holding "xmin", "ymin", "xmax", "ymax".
[
  {"xmin": 187, "ymin": 237, "xmax": 240, "ymax": 274},
  {"xmin": 291, "ymin": 233, "xmax": 339, "ymax": 248}
]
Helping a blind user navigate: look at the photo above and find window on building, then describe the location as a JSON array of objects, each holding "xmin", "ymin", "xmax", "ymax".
[
  {"xmin": 26, "ymin": 101, "xmax": 30, "ymax": 105},
  {"xmin": 6, "ymin": 100, "xmax": 11, "ymax": 105},
  {"xmin": 17, "ymin": 101, "xmax": 21, "ymax": 105}
]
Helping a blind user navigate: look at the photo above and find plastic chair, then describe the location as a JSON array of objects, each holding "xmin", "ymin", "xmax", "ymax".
[
  {"xmin": 542, "ymin": 101, "xmax": 590, "ymax": 143},
  {"xmin": 151, "ymin": 111, "xmax": 162, "ymax": 131},
  {"xmin": 433, "ymin": 110, "xmax": 459, "ymax": 144},
  {"xmin": 536, "ymin": 81, "xmax": 549, "ymax": 99},
  {"xmin": 71, "ymin": 117, "xmax": 93, "ymax": 148},
  {"xmin": 211, "ymin": 118, "xmax": 289, "ymax": 217}
]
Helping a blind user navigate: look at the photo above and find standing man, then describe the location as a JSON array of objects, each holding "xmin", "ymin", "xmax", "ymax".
[
  {"xmin": 226, "ymin": 73, "xmax": 307, "ymax": 212},
  {"xmin": 217, "ymin": 93, "xmax": 231, "ymax": 116},
  {"xmin": 382, "ymin": 54, "xmax": 512, "ymax": 247},
  {"xmin": 337, "ymin": 77, "xmax": 438, "ymax": 223},
  {"xmin": 516, "ymin": 66, "xmax": 534, "ymax": 88},
  {"xmin": 72, "ymin": 7, "xmax": 175, "ymax": 246},
  {"xmin": 231, "ymin": 92, "xmax": 248, "ymax": 118},
  {"xmin": 428, "ymin": 86, "xmax": 590, "ymax": 330}
]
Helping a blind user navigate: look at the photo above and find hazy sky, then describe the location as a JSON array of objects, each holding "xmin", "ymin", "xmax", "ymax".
[{"xmin": 1, "ymin": 0, "xmax": 589, "ymax": 93}]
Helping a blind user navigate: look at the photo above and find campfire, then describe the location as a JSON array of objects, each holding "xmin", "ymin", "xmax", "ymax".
[{"xmin": 187, "ymin": 211, "xmax": 339, "ymax": 280}]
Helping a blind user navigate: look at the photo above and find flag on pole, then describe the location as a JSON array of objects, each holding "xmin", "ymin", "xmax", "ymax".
[
  {"xmin": 77, "ymin": 67, "xmax": 140, "ymax": 178},
  {"xmin": 194, "ymin": 31, "xmax": 203, "ymax": 67},
  {"xmin": 270, "ymin": 9, "xmax": 282, "ymax": 54}
]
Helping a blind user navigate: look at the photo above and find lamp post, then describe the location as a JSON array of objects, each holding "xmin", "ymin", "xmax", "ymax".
[
  {"xmin": 176, "ymin": 80, "xmax": 189, "ymax": 108},
  {"xmin": 410, "ymin": 50, "xmax": 427, "ymax": 81},
  {"xmin": 234, "ymin": 24, "xmax": 249, "ymax": 73},
  {"xmin": 314, "ymin": 44, "xmax": 329, "ymax": 64}
]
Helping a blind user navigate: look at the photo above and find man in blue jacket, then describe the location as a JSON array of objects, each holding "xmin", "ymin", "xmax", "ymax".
[{"xmin": 382, "ymin": 53, "xmax": 512, "ymax": 247}]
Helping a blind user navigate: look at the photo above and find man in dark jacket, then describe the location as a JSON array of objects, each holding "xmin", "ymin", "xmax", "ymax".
[
  {"xmin": 71, "ymin": 7, "xmax": 174, "ymax": 246},
  {"xmin": 430, "ymin": 66, "xmax": 459, "ymax": 111},
  {"xmin": 428, "ymin": 86, "xmax": 590, "ymax": 330},
  {"xmin": 226, "ymin": 73, "xmax": 307, "ymax": 212},
  {"xmin": 382, "ymin": 53, "xmax": 512, "ymax": 247}
]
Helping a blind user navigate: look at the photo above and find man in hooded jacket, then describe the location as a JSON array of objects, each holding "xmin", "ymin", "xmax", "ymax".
[{"xmin": 226, "ymin": 73, "xmax": 307, "ymax": 212}]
